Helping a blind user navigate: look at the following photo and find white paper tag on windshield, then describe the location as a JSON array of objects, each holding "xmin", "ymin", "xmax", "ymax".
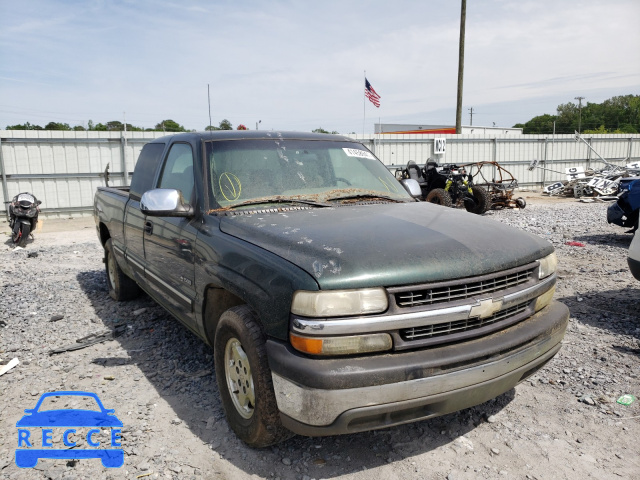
[{"xmin": 343, "ymin": 148, "xmax": 375, "ymax": 160}]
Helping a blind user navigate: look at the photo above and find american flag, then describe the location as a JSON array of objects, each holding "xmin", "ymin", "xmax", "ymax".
[{"xmin": 365, "ymin": 78, "xmax": 381, "ymax": 108}]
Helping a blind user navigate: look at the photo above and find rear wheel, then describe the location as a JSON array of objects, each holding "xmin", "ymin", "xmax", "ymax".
[
  {"xmin": 516, "ymin": 197, "xmax": 527, "ymax": 209},
  {"xmin": 214, "ymin": 305, "xmax": 292, "ymax": 447},
  {"xmin": 13, "ymin": 222, "xmax": 30, "ymax": 247},
  {"xmin": 464, "ymin": 186, "xmax": 491, "ymax": 214},
  {"xmin": 425, "ymin": 188, "xmax": 453, "ymax": 207},
  {"xmin": 105, "ymin": 238, "xmax": 140, "ymax": 301}
]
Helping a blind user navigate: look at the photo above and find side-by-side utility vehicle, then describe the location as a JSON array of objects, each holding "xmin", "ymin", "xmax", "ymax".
[{"xmin": 94, "ymin": 132, "xmax": 569, "ymax": 447}]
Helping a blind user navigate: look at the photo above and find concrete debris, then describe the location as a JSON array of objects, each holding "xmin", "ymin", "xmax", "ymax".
[
  {"xmin": 0, "ymin": 358, "xmax": 19, "ymax": 377},
  {"xmin": 534, "ymin": 133, "xmax": 640, "ymax": 200},
  {"xmin": 48, "ymin": 324, "xmax": 126, "ymax": 355}
]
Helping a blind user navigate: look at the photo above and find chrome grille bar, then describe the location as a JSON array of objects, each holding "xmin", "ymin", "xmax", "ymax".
[
  {"xmin": 395, "ymin": 268, "xmax": 534, "ymax": 308},
  {"xmin": 401, "ymin": 302, "xmax": 529, "ymax": 341}
]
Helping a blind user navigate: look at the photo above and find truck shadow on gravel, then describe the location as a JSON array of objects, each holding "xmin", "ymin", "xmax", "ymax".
[
  {"xmin": 556, "ymin": 286, "xmax": 640, "ymax": 340},
  {"xmin": 572, "ymin": 232, "xmax": 634, "ymax": 247},
  {"xmin": 76, "ymin": 269, "xmax": 517, "ymax": 478}
]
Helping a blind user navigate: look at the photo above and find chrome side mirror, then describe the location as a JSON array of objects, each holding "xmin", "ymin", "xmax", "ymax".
[
  {"xmin": 400, "ymin": 179, "xmax": 422, "ymax": 199},
  {"xmin": 140, "ymin": 188, "xmax": 194, "ymax": 217}
]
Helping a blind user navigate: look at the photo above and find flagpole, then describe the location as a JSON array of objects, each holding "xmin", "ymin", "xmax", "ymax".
[
  {"xmin": 363, "ymin": 70, "xmax": 366, "ymax": 137},
  {"xmin": 378, "ymin": 116, "xmax": 381, "ymax": 158}
]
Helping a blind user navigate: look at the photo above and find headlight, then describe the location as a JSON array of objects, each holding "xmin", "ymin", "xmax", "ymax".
[
  {"xmin": 290, "ymin": 332, "xmax": 392, "ymax": 356},
  {"xmin": 538, "ymin": 252, "xmax": 557, "ymax": 279},
  {"xmin": 291, "ymin": 288, "xmax": 388, "ymax": 317}
]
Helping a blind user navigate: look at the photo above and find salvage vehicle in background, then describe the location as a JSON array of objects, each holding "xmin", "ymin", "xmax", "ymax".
[
  {"xmin": 94, "ymin": 131, "xmax": 569, "ymax": 447},
  {"xmin": 465, "ymin": 161, "xmax": 528, "ymax": 210},
  {"xmin": 607, "ymin": 177, "xmax": 640, "ymax": 233},
  {"xmin": 397, "ymin": 160, "xmax": 491, "ymax": 214},
  {"xmin": 7, "ymin": 192, "xmax": 41, "ymax": 247},
  {"xmin": 629, "ymin": 233, "xmax": 640, "ymax": 281}
]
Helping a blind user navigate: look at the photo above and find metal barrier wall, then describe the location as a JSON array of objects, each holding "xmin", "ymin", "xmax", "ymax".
[
  {"xmin": 0, "ymin": 131, "xmax": 166, "ymax": 217},
  {"xmin": 352, "ymin": 133, "xmax": 640, "ymax": 189},
  {"xmin": 1, "ymin": 130, "xmax": 639, "ymax": 217}
]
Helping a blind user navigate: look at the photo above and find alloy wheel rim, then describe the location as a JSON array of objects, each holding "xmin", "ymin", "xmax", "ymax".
[
  {"xmin": 107, "ymin": 253, "xmax": 116, "ymax": 290},
  {"xmin": 224, "ymin": 338, "xmax": 255, "ymax": 419}
]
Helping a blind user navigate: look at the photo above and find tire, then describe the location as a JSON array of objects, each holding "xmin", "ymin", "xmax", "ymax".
[
  {"xmin": 105, "ymin": 238, "xmax": 140, "ymax": 301},
  {"xmin": 516, "ymin": 197, "xmax": 527, "ymax": 209},
  {"xmin": 13, "ymin": 222, "xmax": 30, "ymax": 247},
  {"xmin": 464, "ymin": 186, "xmax": 491, "ymax": 214},
  {"xmin": 214, "ymin": 305, "xmax": 292, "ymax": 447},
  {"xmin": 425, "ymin": 188, "xmax": 453, "ymax": 207}
]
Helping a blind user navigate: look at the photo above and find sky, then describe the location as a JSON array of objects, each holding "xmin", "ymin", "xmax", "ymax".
[{"xmin": 1, "ymin": 0, "xmax": 639, "ymax": 134}]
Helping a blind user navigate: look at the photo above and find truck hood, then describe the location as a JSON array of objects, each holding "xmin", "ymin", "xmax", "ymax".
[{"xmin": 219, "ymin": 202, "xmax": 553, "ymax": 290}]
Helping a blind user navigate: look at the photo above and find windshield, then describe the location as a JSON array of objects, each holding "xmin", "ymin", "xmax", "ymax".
[{"xmin": 205, "ymin": 139, "xmax": 412, "ymax": 208}]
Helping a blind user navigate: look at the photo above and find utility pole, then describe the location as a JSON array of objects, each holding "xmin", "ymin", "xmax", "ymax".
[
  {"xmin": 575, "ymin": 96, "xmax": 585, "ymax": 133},
  {"xmin": 468, "ymin": 107, "xmax": 474, "ymax": 126},
  {"xmin": 455, "ymin": 0, "xmax": 466, "ymax": 134}
]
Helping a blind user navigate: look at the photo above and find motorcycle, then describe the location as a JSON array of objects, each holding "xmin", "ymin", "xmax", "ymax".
[
  {"xmin": 607, "ymin": 177, "xmax": 639, "ymax": 233},
  {"xmin": 7, "ymin": 192, "xmax": 41, "ymax": 247}
]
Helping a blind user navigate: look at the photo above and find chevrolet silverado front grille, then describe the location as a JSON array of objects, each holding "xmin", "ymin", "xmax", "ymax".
[
  {"xmin": 400, "ymin": 301, "xmax": 529, "ymax": 341},
  {"xmin": 394, "ymin": 266, "xmax": 535, "ymax": 308}
]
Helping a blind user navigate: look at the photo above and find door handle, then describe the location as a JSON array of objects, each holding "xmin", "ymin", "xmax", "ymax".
[{"xmin": 144, "ymin": 221, "xmax": 153, "ymax": 235}]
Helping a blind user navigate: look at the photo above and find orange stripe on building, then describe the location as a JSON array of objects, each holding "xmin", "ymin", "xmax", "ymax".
[{"xmin": 381, "ymin": 128, "xmax": 456, "ymax": 134}]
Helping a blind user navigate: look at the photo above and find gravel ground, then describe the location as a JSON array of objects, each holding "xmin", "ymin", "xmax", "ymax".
[{"xmin": 0, "ymin": 196, "xmax": 639, "ymax": 480}]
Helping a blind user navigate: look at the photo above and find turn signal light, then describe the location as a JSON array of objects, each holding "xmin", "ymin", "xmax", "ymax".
[{"xmin": 289, "ymin": 332, "xmax": 392, "ymax": 356}]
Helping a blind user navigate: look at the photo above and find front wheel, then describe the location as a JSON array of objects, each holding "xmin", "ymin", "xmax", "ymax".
[
  {"xmin": 12, "ymin": 222, "xmax": 30, "ymax": 247},
  {"xmin": 105, "ymin": 238, "xmax": 140, "ymax": 301},
  {"xmin": 214, "ymin": 305, "xmax": 292, "ymax": 447},
  {"xmin": 425, "ymin": 188, "xmax": 453, "ymax": 207},
  {"xmin": 464, "ymin": 186, "xmax": 491, "ymax": 214},
  {"xmin": 516, "ymin": 197, "xmax": 527, "ymax": 209}
]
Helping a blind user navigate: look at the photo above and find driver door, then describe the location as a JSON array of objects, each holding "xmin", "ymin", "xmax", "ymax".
[{"xmin": 143, "ymin": 142, "xmax": 198, "ymax": 330}]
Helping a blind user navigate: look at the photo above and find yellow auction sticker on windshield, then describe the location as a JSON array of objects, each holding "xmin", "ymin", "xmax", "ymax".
[
  {"xmin": 219, "ymin": 172, "xmax": 241, "ymax": 201},
  {"xmin": 342, "ymin": 148, "xmax": 375, "ymax": 160}
]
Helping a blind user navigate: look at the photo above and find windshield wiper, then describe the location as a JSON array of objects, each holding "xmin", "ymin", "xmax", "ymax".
[
  {"xmin": 227, "ymin": 197, "xmax": 331, "ymax": 209},
  {"xmin": 326, "ymin": 193, "xmax": 405, "ymax": 203}
]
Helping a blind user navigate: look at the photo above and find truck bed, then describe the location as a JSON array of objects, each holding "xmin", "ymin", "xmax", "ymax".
[{"xmin": 97, "ymin": 186, "xmax": 130, "ymax": 196}]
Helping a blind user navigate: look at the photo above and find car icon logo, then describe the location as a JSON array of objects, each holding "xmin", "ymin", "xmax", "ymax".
[{"xmin": 15, "ymin": 391, "xmax": 124, "ymax": 468}]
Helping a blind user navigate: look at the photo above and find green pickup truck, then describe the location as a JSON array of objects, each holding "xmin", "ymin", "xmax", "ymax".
[{"xmin": 94, "ymin": 131, "xmax": 569, "ymax": 447}]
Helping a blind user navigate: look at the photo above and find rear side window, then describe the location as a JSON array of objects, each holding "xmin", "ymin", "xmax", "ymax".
[
  {"xmin": 129, "ymin": 143, "xmax": 166, "ymax": 200},
  {"xmin": 158, "ymin": 143, "xmax": 195, "ymax": 202}
]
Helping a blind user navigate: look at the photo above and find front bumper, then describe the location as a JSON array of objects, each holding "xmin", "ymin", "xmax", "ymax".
[{"xmin": 268, "ymin": 301, "xmax": 569, "ymax": 436}]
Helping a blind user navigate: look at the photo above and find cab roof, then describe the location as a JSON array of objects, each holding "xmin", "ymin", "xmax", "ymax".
[{"xmin": 149, "ymin": 130, "xmax": 357, "ymax": 144}]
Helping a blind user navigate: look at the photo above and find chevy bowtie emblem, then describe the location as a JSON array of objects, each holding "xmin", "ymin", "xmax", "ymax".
[{"xmin": 469, "ymin": 298, "xmax": 503, "ymax": 319}]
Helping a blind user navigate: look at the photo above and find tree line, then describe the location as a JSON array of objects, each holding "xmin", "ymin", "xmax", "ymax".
[
  {"xmin": 7, "ymin": 95, "xmax": 638, "ymax": 135},
  {"xmin": 4, "ymin": 118, "xmax": 245, "ymax": 132},
  {"xmin": 513, "ymin": 94, "xmax": 640, "ymax": 134},
  {"xmin": 4, "ymin": 118, "xmax": 343, "ymax": 135}
]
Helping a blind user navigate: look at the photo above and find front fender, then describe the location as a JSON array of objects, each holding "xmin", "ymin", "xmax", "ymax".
[{"xmin": 194, "ymin": 220, "xmax": 318, "ymax": 341}]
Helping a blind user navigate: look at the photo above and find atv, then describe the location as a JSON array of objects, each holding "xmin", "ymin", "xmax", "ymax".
[{"xmin": 397, "ymin": 160, "xmax": 491, "ymax": 215}]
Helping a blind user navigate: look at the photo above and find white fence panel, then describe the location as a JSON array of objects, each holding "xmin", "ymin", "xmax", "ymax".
[
  {"xmin": 2, "ymin": 131, "xmax": 639, "ymax": 217},
  {"xmin": 0, "ymin": 131, "xmax": 166, "ymax": 216}
]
